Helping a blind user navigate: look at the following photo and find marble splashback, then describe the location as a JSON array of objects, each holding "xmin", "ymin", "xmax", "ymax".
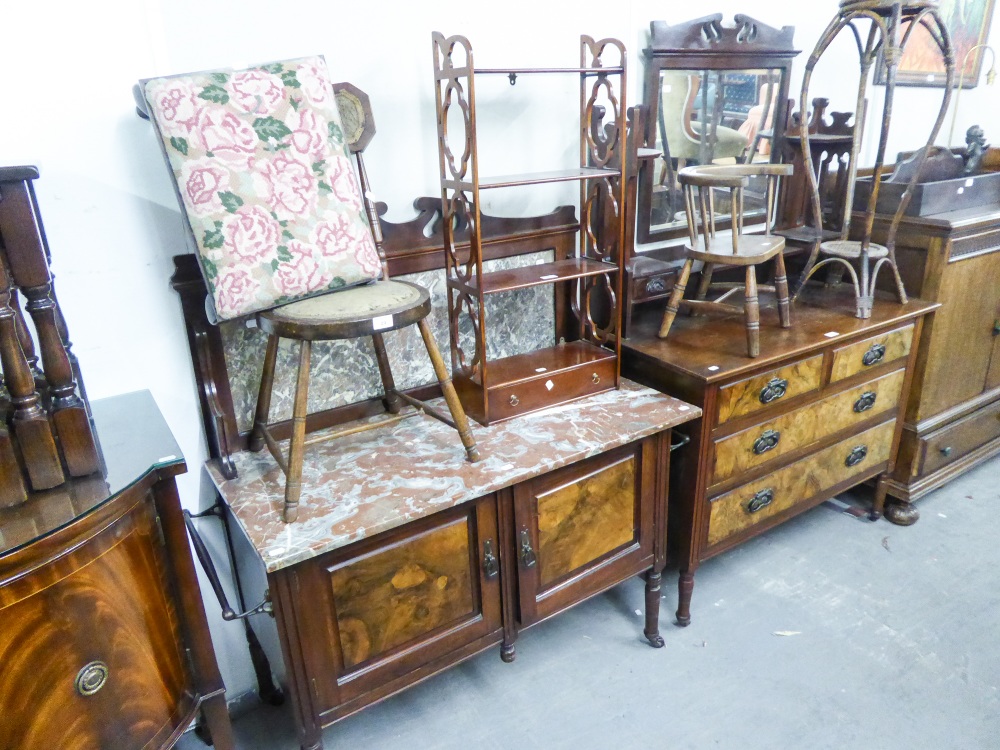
[{"xmin": 222, "ymin": 252, "xmax": 555, "ymax": 433}]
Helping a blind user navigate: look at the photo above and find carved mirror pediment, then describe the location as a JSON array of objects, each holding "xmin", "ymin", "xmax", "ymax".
[{"xmin": 637, "ymin": 14, "xmax": 799, "ymax": 245}]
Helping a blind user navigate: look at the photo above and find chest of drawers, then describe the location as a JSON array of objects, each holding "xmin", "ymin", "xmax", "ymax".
[{"xmin": 622, "ymin": 289, "xmax": 937, "ymax": 624}]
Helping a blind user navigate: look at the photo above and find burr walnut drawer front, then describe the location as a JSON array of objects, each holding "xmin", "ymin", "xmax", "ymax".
[
  {"xmin": 829, "ymin": 323, "xmax": 914, "ymax": 383},
  {"xmin": 715, "ymin": 354, "xmax": 824, "ymax": 425},
  {"xmin": 707, "ymin": 420, "xmax": 896, "ymax": 546},
  {"xmin": 918, "ymin": 398, "xmax": 1000, "ymax": 476},
  {"xmin": 711, "ymin": 368, "xmax": 906, "ymax": 485}
]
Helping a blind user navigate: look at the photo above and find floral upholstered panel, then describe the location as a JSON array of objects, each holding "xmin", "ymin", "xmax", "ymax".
[{"xmin": 144, "ymin": 56, "xmax": 381, "ymax": 320}]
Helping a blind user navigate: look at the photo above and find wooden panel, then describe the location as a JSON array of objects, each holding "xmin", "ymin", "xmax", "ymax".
[
  {"xmin": 915, "ymin": 252, "xmax": 1000, "ymax": 419},
  {"xmin": 829, "ymin": 324, "xmax": 914, "ymax": 383},
  {"xmin": 536, "ymin": 455, "xmax": 635, "ymax": 587},
  {"xmin": 712, "ymin": 368, "xmax": 906, "ymax": 484},
  {"xmin": 919, "ymin": 397, "xmax": 1000, "ymax": 476},
  {"xmin": 708, "ymin": 421, "xmax": 896, "ymax": 546},
  {"xmin": 329, "ymin": 517, "xmax": 475, "ymax": 671},
  {"xmin": 0, "ymin": 502, "xmax": 192, "ymax": 750},
  {"xmin": 716, "ymin": 354, "xmax": 824, "ymax": 425}
]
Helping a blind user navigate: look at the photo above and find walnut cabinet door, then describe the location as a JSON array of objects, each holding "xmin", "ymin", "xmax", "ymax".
[{"xmin": 512, "ymin": 441, "xmax": 655, "ymax": 626}]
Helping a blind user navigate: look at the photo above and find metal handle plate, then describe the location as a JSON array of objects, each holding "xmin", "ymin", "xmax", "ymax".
[
  {"xmin": 646, "ymin": 277, "xmax": 667, "ymax": 295},
  {"xmin": 519, "ymin": 529, "xmax": 536, "ymax": 568},
  {"xmin": 75, "ymin": 661, "xmax": 109, "ymax": 697},
  {"xmin": 746, "ymin": 488, "xmax": 774, "ymax": 514},
  {"xmin": 752, "ymin": 429, "xmax": 781, "ymax": 455},
  {"xmin": 853, "ymin": 391, "xmax": 877, "ymax": 413},
  {"xmin": 759, "ymin": 377, "xmax": 788, "ymax": 405},
  {"xmin": 845, "ymin": 445, "xmax": 868, "ymax": 467},
  {"xmin": 482, "ymin": 539, "xmax": 499, "ymax": 580},
  {"xmin": 862, "ymin": 343, "xmax": 886, "ymax": 367}
]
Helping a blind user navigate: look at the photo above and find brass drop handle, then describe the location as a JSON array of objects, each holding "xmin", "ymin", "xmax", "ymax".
[
  {"xmin": 940, "ymin": 446, "xmax": 952, "ymax": 457},
  {"xmin": 845, "ymin": 445, "xmax": 868, "ymax": 467},
  {"xmin": 519, "ymin": 529, "xmax": 536, "ymax": 568},
  {"xmin": 752, "ymin": 429, "xmax": 781, "ymax": 455},
  {"xmin": 75, "ymin": 661, "xmax": 109, "ymax": 697},
  {"xmin": 509, "ymin": 394, "xmax": 519, "ymax": 407},
  {"xmin": 646, "ymin": 277, "xmax": 667, "ymax": 295},
  {"xmin": 592, "ymin": 373, "xmax": 601, "ymax": 384},
  {"xmin": 862, "ymin": 343, "xmax": 886, "ymax": 367},
  {"xmin": 746, "ymin": 488, "xmax": 774, "ymax": 514},
  {"xmin": 758, "ymin": 377, "xmax": 788, "ymax": 404},
  {"xmin": 854, "ymin": 391, "xmax": 877, "ymax": 413},
  {"xmin": 482, "ymin": 539, "xmax": 499, "ymax": 580}
]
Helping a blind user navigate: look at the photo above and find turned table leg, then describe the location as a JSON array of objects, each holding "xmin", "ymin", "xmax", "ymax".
[
  {"xmin": 676, "ymin": 569, "xmax": 695, "ymax": 627},
  {"xmin": 643, "ymin": 569, "xmax": 665, "ymax": 648}
]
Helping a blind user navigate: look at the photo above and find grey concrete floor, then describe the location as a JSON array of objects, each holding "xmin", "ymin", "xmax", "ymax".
[{"xmin": 182, "ymin": 458, "xmax": 1000, "ymax": 750}]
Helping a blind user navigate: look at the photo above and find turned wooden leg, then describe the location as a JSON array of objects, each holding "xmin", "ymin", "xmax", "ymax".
[
  {"xmin": 284, "ymin": 340, "xmax": 311, "ymax": 523},
  {"xmin": 695, "ymin": 262, "xmax": 715, "ymax": 301},
  {"xmin": 250, "ymin": 333, "xmax": 279, "ymax": 452},
  {"xmin": 417, "ymin": 318, "xmax": 480, "ymax": 462},
  {"xmin": 744, "ymin": 265, "xmax": 760, "ymax": 358},
  {"xmin": 658, "ymin": 258, "xmax": 693, "ymax": 339},
  {"xmin": 676, "ymin": 570, "xmax": 695, "ymax": 626},
  {"xmin": 870, "ymin": 475, "xmax": 889, "ymax": 521},
  {"xmin": 371, "ymin": 332, "xmax": 403, "ymax": 414},
  {"xmin": 643, "ymin": 569, "xmax": 665, "ymax": 648},
  {"xmin": 774, "ymin": 252, "xmax": 791, "ymax": 328}
]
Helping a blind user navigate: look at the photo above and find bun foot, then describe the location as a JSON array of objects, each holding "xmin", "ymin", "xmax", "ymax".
[
  {"xmin": 645, "ymin": 632, "xmax": 665, "ymax": 648},
  {"xmin": 885, "ymin": 502, "xmax": 919, "ymax": 526}
]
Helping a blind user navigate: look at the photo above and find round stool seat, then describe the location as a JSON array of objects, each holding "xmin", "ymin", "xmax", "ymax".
[
  {"xmin": 257, "ymin": 280, "xmax": 432, "ymax": 340},
  {"xmin": 820, "ymin": 239, "xmax": 889, "ymax": 260}
]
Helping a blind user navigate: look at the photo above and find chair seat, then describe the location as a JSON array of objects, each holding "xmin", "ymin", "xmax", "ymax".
[
  {"xmin": 688, "ymin": 234, "xmax": 785, "ymax": 265},
  {"xmin": 257, "ymin": 280, "xmax": 432, "ymax": 341},
  {"xmin": 820, "ymin": 239, "xmax": 889, "ymax": 260}
]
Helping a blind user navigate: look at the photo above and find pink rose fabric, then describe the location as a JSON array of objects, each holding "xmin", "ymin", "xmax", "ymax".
[{"xmin": 143, "ymin": 56, "xmax": 382, "ymax": 320}]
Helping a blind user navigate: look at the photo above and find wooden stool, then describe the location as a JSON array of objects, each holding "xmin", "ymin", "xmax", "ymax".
[{"xmin": 658, "ymin": 164, "xmax": 793, "ymax": 358}]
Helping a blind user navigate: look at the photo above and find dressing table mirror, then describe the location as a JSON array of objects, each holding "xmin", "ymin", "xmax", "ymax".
[{"xmin": 636, "ymin": 14, "xmax": 799, "ymax": 246}]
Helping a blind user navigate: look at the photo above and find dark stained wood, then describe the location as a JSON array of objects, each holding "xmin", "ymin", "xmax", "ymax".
[{"xmin": 0, "ymin": 425, "xmax": 27, "ymax": 506}]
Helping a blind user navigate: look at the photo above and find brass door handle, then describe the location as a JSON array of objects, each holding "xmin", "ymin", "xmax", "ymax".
[
  {"xmin": 482, "ymin": 539, "xmax": 499, "ymax": 580},
  {"xmin": 509, "ymin": 394, "xmax": 519, "ymax": 407},
  {"xmin": 759, "ymin": 377, "xmax": 788, "ymax": 405},
  {"xmin": 519, "ymin": 529, "xmax": 536, "ymax": 568},
  {"xmin": 746, "ymin": 488, "xmax": 774, "ymax": 514},
  {"xmin": 752, "ymin": 429, "xmax": 781, "ymax": 455}
]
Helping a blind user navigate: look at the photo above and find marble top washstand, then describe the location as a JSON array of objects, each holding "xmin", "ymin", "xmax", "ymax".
[{"xmin": 208, "ymin": 379, "xmax": 700, "ymax": 572}]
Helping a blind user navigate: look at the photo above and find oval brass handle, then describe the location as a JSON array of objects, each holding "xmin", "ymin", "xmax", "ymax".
[
  {"xmin": 75, "ymin": 661, "xmax": 109, "ymax": 697},
  {"xmin": 940, "ymin": 446, "xmax": 952, "ymax": 457},
  {"xmin": 592, "ymin": 373, "xmax": 601, "ymax": 385},
  {"xmin": 845, "ymin": 445, "xmax": 868, "ymax": 467},
  {"xmin": 509, "ymin": 394, "xmax": 519, "ymax": 407},
  {"xmin": 646, "ymin": 278, "xmax": 667, "ymax": 295},
  {"xmin": 519, "ymin": 529, "xmax": 536, "ymax": 568},
  {"xmin": 854, "ymin": 391, "xmax": 877, "ymax": 413},
  {"xmin": 746, "ymin": 488, "xmax": 774, "ymax": 514},
  {"xmin": 482, "ymin": 539, "xmax": 499, "ymax": 580},
  {"xmin": 862, "ymin": 343, "xmax": 886, "ymax": 367},
  {"xmin": 758, "ymin": 377, "xmax": 788, "ymax": 404},
  {"xmin": 752, "ymin": 429, "xmax": 781, "ymax": 455}
]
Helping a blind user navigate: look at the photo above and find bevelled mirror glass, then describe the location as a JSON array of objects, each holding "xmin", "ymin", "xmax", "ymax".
[{"xmin": 637, "ymin": 15, "xmax": 799, "ymax": 245}]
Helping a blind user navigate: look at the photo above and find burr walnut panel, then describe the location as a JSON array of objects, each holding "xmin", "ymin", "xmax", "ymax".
[
  {"xmin": 329, "ymin": 517, "xmax": 476, "ymax": 671},
  {"xmin": 715, "ymin": 354, "xmax": 824, "ymax": 425},
  {"xmin": 535, "ymin": 454, "xmax": 636, "ymax": 587},
  {"xmin": 708, "ymin": 420, "xmax": 896, "ymax": 546},
  {"xmin": 711, "ymin": 367, "xmax": 906, "ymax": 485},
  {"xmin": 828, "ymin": 323, "xmax": 913, "ymax": 383}
]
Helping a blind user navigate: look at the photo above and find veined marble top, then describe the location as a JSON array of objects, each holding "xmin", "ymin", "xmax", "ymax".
[{"xmin": 208, "ymin": 380, "xmax": 700, "ymax": 572}]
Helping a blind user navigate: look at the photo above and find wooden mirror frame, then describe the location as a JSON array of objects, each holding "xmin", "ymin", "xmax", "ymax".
[{"xmin": 636, "ymin": 14, "xmax": 799, "ymax": 246}]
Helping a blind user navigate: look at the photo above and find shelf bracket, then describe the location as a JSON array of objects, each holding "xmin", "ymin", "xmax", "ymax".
[{"xmin": 508, "ymin": 72, "xmax": 517, "ymax": 86}]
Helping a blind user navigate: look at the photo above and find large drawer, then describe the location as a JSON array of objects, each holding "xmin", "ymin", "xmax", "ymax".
[
  {"xmin": 711, "ymin": 368, "xmax": 906, "ymax": 485},
  {"xmin": 708, "ymin": 420, "xmax": 896, "ymax": 546},
  {"xmin": 829, "ymin": 324, "xmax": 914, "ymax": 383},
  {"xmin": 918, "ymin": 397, "xmax": 1000, "ymax": 476},
  {"xmin": 716, "ymin": 354, "xmax": 824, "ymax": 425}
]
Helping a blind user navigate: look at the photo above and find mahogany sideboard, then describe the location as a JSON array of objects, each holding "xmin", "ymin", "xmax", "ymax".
[
  {"xmin": 867, "ymin": 203, "xmax": 1000, "ymax": 523},
  {"xmin": 207, "ymin": 382, "xmax": 697, "ymax": 750},
  {"xmin": 0, "ymin": 391, "xmax": 234, "ymax": 750},
  {"xmin": 621, "ymin": 288, "xmax": 938, "ymax": 624}
]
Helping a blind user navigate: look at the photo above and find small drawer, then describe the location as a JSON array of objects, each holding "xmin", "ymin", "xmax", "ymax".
[
  {"xmin": 716, "ymin": 354, "xmax": 824, "ymax": 425},
  {"xmin": 919, "ymin": 399, "xmax": 1000, "ymax": 476},
  {"xmin": 630, "ymin": 269, "xmax": 676, "ymax": 303},
  {"xmin": 829, "ymin": 324, "xmax": 914, "ymax": 383},
  {"xmin": 487, "ymin": 357, "xmax": 617, "ymax": 422},
  {"xmin": 711, "ymin": 368, "xmax": 906, "ymax": 485},
  {"xmin": 707, "ymin": 420, "xmax": 896, "ymax": 546}
]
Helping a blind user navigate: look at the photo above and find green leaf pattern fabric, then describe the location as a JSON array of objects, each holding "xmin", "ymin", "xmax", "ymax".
[{"xmin": 144, "ymin": 56, "xmax": 381, "ymax": 320}]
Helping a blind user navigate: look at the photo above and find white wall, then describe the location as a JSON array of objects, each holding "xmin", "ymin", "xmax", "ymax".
[{"xmin": 2, "ymin": 0, "xmax": 995, "ymax": 702}]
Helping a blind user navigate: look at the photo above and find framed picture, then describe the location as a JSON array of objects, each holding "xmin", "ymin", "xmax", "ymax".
[{"xmin": 875, "ymin": 0, "xmax": 997, "ymax": 87}]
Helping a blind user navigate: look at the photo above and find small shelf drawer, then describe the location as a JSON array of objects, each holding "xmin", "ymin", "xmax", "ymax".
[
  {"xmin": 711, "ymin": 368, "xmax": 906, "ymax": 485},
  {"xmin": 716, "ymin": 354, "xmax": 824, "ymax": 425},
  {"xmin": 918, "ymin": 397, "xmax": 1000, "ymax": 476},
  {"xmin": 707, "ymin": 420, "xmax": 896, "ymax": 547},
  {"xmin": 829, "ymin": 324, "xmax": 914, "ymax": 383}
]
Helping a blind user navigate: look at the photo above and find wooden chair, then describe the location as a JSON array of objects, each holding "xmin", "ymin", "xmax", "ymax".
[
  {"xmin": 138, "ymin": 59, "xmax": 480, "ymax": 523},
  {"xmin": 658, "ymin": 163, "xmax": 793, "ymax": 357}
]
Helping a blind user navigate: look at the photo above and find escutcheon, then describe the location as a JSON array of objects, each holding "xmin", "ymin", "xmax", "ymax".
[{"xmin": 75, "ymin": 661, "xmax": 109, "ymax": 697}]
